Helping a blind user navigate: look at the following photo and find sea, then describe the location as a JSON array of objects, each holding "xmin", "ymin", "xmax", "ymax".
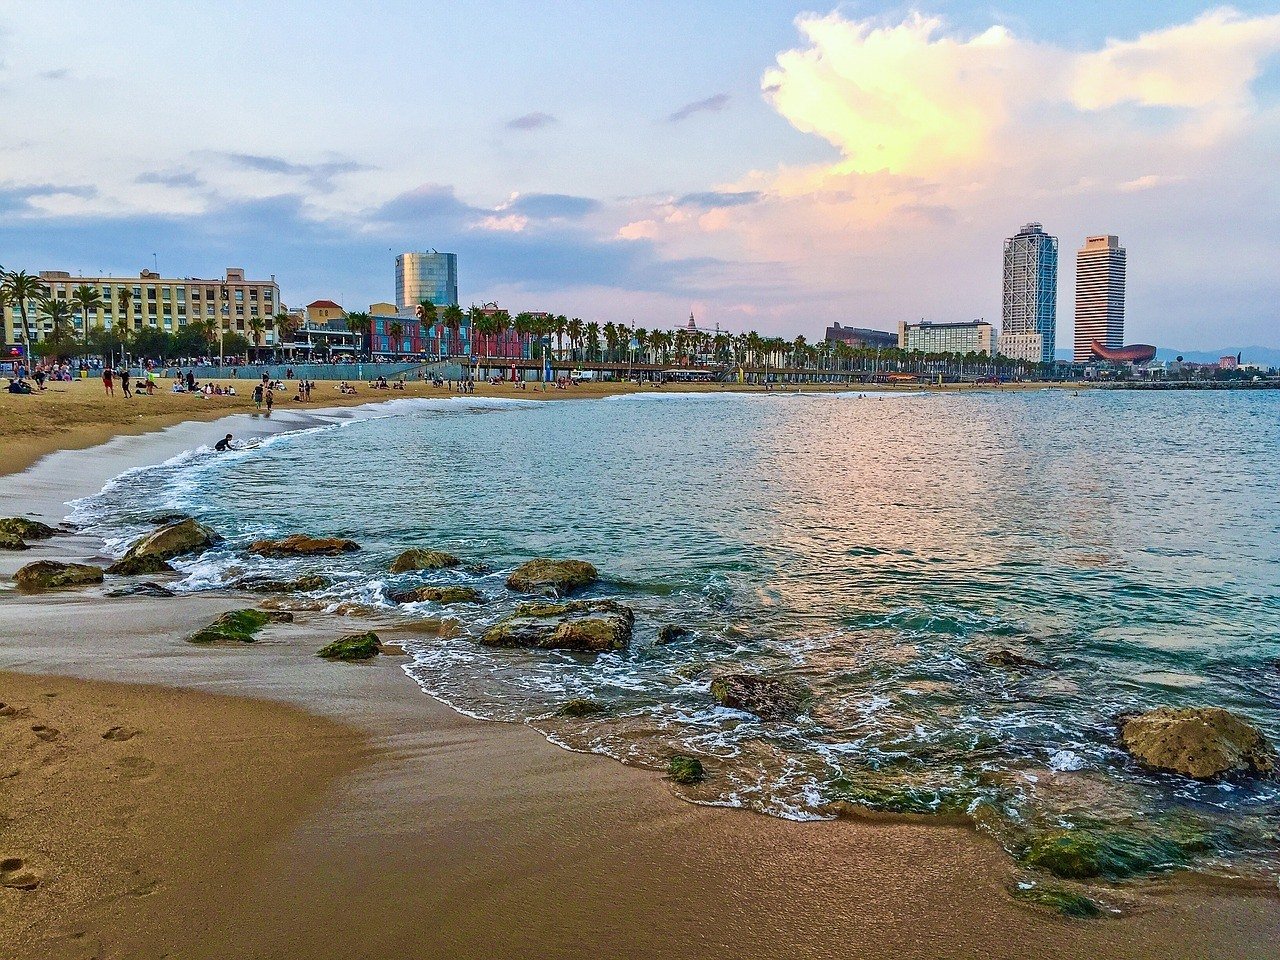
[{"xmin": 69, "ymin": 388, "xmax": 1280, "ymax": 881}]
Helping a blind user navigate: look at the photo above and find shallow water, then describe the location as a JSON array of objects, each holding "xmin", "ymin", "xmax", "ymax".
[{"xmin": 72, "ymin": 389, "xmax": 1280, "ymax": 879}]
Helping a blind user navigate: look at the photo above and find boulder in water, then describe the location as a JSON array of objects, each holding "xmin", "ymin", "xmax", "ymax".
[
  {"xmin": 0, "ymin": 518, "xmax": 57, "ymax": 540},
  {"xmin": 188, "ymin": 609, "xmax": 292, "ymax": 644},
  {"xmin": 107, "ymin": 554, "xmax": 175, "ymax": 576},
  {"xmin": 668, "ymin": 755, "xmax": 706, "ymax": 784},
  {"xmin": 709, "ymin": 672, "xmax": 809, "ymax": 721},
  {"xmin": 389, "ymin": 549, "xmax": 461, "ymax": 573},
  {"xmin": 249, "ymin": 535, "xmax": 360, "ymax": 557},
  {"xmin": 656, "ymin": 624, "xmax": 692, "ymax": 645},
  {"xmin": 1118, "ymin": 707, "xmax": 1275, "ymax": 779},
  {"xmin": 0, "ymin": 531, "xmax": 30, "ymax": 551},
  {"xmin": 505, "ymin": 558, "xmax": 598, "ymax": 596},
  {"xmin": 118, "ymin": 518, "xmax": 219, "ymax": 566},
  {"xmin": 556, "ymin": 698, "xmax": 607, "ymax": 718},
  {"xmin": 986, "ymin": 649, "xmax": 1049, "ymax": 669},
  {"xmin": 481, "ymin": 600, "xmax": 632, "ymax": 652},
  {"xmin": 389, "ymin": 585, "xmax": 484, "ymax": 605},
  {"xmin": 239, "ymin": 574, "xmax": 330, "ymax": 594},
  {"xmin": 317, "ymin": 631, "xmax": 382, "ymax": 661},
  {"xmin": 14, "ymin": 561, "xmax": 104, "ymax": 591},
  {"xmin": 106, "ymin": 581, "xmax": 176, "ymax": 598}
]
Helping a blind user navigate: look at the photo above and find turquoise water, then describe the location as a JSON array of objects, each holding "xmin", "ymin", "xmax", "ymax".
[{"xmin": 74, "ymin": 390, "xmax": 1280, "ymax": 879}]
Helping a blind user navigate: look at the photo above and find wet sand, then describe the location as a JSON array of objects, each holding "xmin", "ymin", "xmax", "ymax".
[{"xmin": 2, "ymin": 393, "xmax": 1276, "ymax": 959}]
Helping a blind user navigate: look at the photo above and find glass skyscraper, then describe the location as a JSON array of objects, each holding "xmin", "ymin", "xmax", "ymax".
[
  {"xmin": 1000, "ymin": 223, "xmax": 1058, "ymax": 364},
  {"xmin": 395, "ymin": 251, "xmax": 458, "ymax": 310}
]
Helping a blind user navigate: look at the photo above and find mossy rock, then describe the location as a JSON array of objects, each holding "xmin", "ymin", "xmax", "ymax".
[
  {"xmin": 118, "ymin": 518, "xmax": 219, "ymax": 564},
  {"xmin": 389, "ymin": 585, "xmax": 483, "ymax": 605},
  {"xmin": 317, "ymin": 631, "xmax": 381, "ymax": 661},
  {"xmin": 656, "ymin": 624, "xmax": 692, "ymax": 644},
  {"xmin": 0, "ymin": 517, "xmax": 57, "ymax": 540},
  {"xmin": 709, "ymin": 673, "xmax": 810, "ymax": 721},
  {"xmin": 1012, "ymin": 885, "xmax": 1100, "ymax": 918},
  {"xmin": 249, "ymin": 535, "xmax": 360, "ymax": 557},
  {"xmin": 0, "ymin": 531, "xmax": 30, "ymax": 551},
  {"xmin": 481, "ymin": 600, "xmax": 633, "ymax": 652},
  {"xmin": 188, "ymin": 609, "xmax": 291, "ymax": 644},
  {"xmin": 985, "ymin": 649, "xmax": 1049, "ymax": 669},
  {"xmin": 1020, "ymin": 827, "xmax": 1202, "ymax": 881},
  {"xmin": 240, "ymin": 574, "xmax": 330, "ymax": 594},
  {"xmin": 668, "ymin": 755, "xmax": 706, "ymax": 784},
  {"xmin": 506, "ymin": 558, "xmax": 598, "ymax": 596},
  {"xmin": 389, "ymin": 549, "xmax": 461, "ymax": 573},
  {"xmin": 557, "ymin": 698, "xmax": 607, "ymax": 718},
  {"xmin": 107, "ymin": 554, "xmax": 175, "ymax": 576},
  {"xmin": 14, "ymin": 560, "xmax": 104, "ymax": 591}
]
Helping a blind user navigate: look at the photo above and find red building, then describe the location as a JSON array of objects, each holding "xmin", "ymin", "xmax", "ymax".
[{"xmin": 469, "ymin": 303, "xmax": 539, "ymax": 360}]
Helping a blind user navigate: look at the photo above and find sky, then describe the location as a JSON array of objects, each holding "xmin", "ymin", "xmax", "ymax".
[{"xmin": 1, "ymin": 0, "xmax": 1278, "ymax": 350}]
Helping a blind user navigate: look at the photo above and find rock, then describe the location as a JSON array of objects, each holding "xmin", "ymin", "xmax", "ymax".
[
  {"xmin": 240, "ymin": 574, "xmax": 330, "ymax": 593},
  {"xmin": 118, "ymin": 518, "xmax": 218, "ymax": 568},
  {"xmin": 106, "ymin": 581, "xmax": 176, "ymax": 598},
  {"xmin": 147, "ymin": 511, "xmax": 192, "ymax": 526},
  {"xmin": 317, "ymin": 631, "xmax": 381, "ymax": 661},
  {"xmin": 1011, "ymin": 885, "xmax": 1100, "ymax": 919},
  {"xmin": 249, "ymin": 534, "xmax": 360, "ymax": 556},
  {"xmin": 480, "ymin": 600, "xmax": 632, "ymax": 652},
  {"xmin": 986, "ymin": 649, "xmax": 1049, "ymax": 669},
  {"xmin": 0, "ymin": 517, "xmax": 57, "ymax": 540},
  {"xmin": 1118, "ymin": 707, "xmax": 1275, "ymax": 780},
  {"xmin": 106, "ymin": 554, "xmax": 175, "ymax": 576},
  {"xmin": 389, "ymin": 585, "xmax": 484, "ymax": 605},
  {"xmin": 14, "ymin": 560, "xmax": 104, "ymax": 591},
  {"xmin": 188, "ymin": 609, "xmax": 291, "ymax": 644},
  {"xmin": 668, "ymin": 755, "xmax": 706, "ymax": 784},
  {"xmin": 389, "ymin": 549, "xmax": 461, "ymax": 573},
  {"xmin": 506, "ymin": 558, "xmax": 598, "ymax": 596},
  {"xmin": 709, "ymin": 673, "xmax": 809, "ymax": 721},
  {"xmin": 656, "ymin": 624, "xmax": 692, "ymax": 645},
  {"xmin": 557, "ymin": 698, "xmax": 607, "ymax": 718},
  {"xmin": 1020, "ymin": 827, "xmax": 1203, "ymax": 880},
  {"xmin": 0, "ymin": 531, "xmax": 30, "ymax": 551}
]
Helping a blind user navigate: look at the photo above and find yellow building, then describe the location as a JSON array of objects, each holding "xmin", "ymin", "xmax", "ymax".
[
  {"xmin": 369, "ymin": 301, "xmax": 398, "ymax": 316},
  {"xmin": 2, "ymin": 266, "xmax": 283, "ymax": 347},
  {"xmin": 306, "ymin": 299, "xmax": 345, "ymax": 323}
]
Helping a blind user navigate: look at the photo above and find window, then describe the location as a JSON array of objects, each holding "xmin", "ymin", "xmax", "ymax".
[{"xmin": 234, "ymin": 290, "xmax": 243, "ymax": 302}]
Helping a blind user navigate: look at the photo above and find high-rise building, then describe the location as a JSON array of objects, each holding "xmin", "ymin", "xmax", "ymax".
[
  {"xmin": 2, "ymin": 266, "xmax": 281, "ymax": 348},
  {"xmin": 898, "ymin": 320, "xmax": 997, "ymax": 355},
  {"xmin": 395, "ymin": 251, "xmax": 458, "ymax": 311},
  {"xmin": 1000, "ymin": 222, "xmax": 1058, "ymax": 363},
  {"xmin": 1073, "ymin": 235, "xmax": 1126, "ymax": 362}
]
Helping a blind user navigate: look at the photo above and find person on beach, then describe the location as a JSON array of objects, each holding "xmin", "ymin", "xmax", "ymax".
[
  {"xmin": 265, "ymin": 387, "xmax": 274, "ymax": 413},
  {"xmin": 102, "ymin": 367, "xmax": 114, "ymax": 396},
  {"xmin": 120, "ymin": 369, "xmax": 132, "ymax": 399},
  {"xmin": 214, "ymin": 433, "xmax": 234, "ymax": 451},
  {"xmin": 253, "ymin": 384, "xmax": 263, "ymax": 409}
]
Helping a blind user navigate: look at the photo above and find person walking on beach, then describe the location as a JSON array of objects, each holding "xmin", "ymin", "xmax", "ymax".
[
  {"xmin": 102, "ymin": 366, "xmax": 114, "ymax": 396},
  {"xmin": 120, "ymin": 368, "xmax": 132, "ymax": 399},
  {"xmin": 265, "ymin": 386, "xmax": 274, "ymax": 414},
  {"xmin": 253, "ymin": 383, "xmax": 263, "ymax": 409}
]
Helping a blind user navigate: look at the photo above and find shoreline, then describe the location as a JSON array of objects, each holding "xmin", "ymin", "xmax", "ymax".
[{"xmin": 2, "ymin": 390, "xmax": 1278, "ymax": 958}]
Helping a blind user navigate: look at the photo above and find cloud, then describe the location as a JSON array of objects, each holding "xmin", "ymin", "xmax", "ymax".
[
  {"xmin": 135, "ymin": 170, "xmax": 205, "ymax": 189},
  {"xmin": 677, "ymin": 191, "xmax": 761, "ymax": 208},
  {"xmin": 504, "ymin": 193, "xmax": 600, "ymax": 219},
  {"xmin": 214, "ymin": 152, "xmax": 370, "ymax": 191},
  {"xmin": 667, "ymin": 93, "xmax": 730, "ymax": 122},
  {"xmin": 39, "ymin": 68, "xmax": 69, "ymax": 80},
  {"xmin": 0, "ymin": 183, "xmax": 98, "ymax": 215},
  {"xmin": 507, "ymin": 111, "xmax": 557, "ymax": 131}
]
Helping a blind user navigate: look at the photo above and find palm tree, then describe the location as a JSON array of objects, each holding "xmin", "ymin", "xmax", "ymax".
[
  {"xmin": 69, "ymin": 283, "xmax": 104, "ymax": 350},
  {"xmin": 388, "ymin": 320, "xmax": 403, "ymax": 359},
  {"xmin": 566, "ymin": 317, "xmax": 585, "ymax": 360},
  {"xmin": 39, "ymin": 298, "xmax": 76, "ymax": 361},
  {"xmin": 1, "ymin": 269, "xmax": 48, "ymax": 359},
  {"xmin": 247, "ymin": 315, "xmax": 266, "ymax": 362},
  {"xmin": 585, "ymin": 321, "xmax": 601, "ymax": 362},
  {"xmin": 274, "ymin": 311, "xmax": 299, "ymax": 359},
  {"xmin": 442, "ymin": 303, "xmax": 464, "ymax": 358},
  {"xmin": 345, "ymin": 311, "xmax": 372, "ymax": 358}
]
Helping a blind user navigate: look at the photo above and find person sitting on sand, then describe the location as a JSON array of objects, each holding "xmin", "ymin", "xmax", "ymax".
[
  {"xmin": 6, "ymin": 378, "xmax": 33, "ymax": 394},
  {"xmin": 214, "ymin": 433, "xmax": 234, "ymax": 452}
]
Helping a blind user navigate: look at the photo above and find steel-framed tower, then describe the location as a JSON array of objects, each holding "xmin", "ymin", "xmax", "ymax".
[{"xmin": 1000, "ymin": 223, "xmax": 1058, "ymax": 363}]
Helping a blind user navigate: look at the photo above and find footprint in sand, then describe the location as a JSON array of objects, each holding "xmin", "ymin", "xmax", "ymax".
[
  {"xmin": 102, "ymin": 726, "xmax": 141, "ymax": 742},
  {"xmin": 31, "ymin": 724, "xmax": 60, "ymax": 742},
  {"xmin": 0, "ymin": 856, "xmax": 41, "ymax": 890},
  {"xmin": 0, "ymin": 702, "xmax": 30, "ymax": 719},
  {"xmin": 115, "ymin": 756, "xmax": 155, "ymax": 780}
]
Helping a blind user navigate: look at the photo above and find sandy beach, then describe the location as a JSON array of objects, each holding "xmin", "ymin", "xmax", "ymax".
[{"xmin": 2, "ymin": 386, "xmax": 1276, "ymax": 959}]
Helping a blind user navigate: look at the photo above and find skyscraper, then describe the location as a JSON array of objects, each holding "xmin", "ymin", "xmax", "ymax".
[
  {"xmin": 1000, "ymin": 222, "xmax": 1058, "ymax": 364},
  {"xmin": 395, "ymin": 251, "xmax": 458, "ymax": 310},
  {"xmin": 1074, "ymin": 235, "xmax": 1126, "ymax": 362}
]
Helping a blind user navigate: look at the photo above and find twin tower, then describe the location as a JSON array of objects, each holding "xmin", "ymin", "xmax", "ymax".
[{"xmin": 1000, "ymin": 223, "xmax": 1127, "ymax": 364}]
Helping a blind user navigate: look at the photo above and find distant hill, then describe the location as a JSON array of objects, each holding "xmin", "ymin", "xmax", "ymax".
[{"xmin": 1054, "ymin": 346, "xmax": 1280, "ymax": 366}]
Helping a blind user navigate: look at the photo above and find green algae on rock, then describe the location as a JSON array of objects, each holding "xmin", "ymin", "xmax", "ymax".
[
  {"xmin": 188, "ymin": 609, "xmax": 292, "ymax": 645},
  {"xmin": 106, "ymin": 554, "xmax": 175, "ymax": 576},
  {"xmin": 668, "ymin": 755, "xmax": 706, "ymax": 785},
  {"xmin": 556, "ymin": 698, "xmax": 607, "ymax": 718},
  {"xmin": 317, "ymin": 631, "xmax": 382, "ymax": 661},
  {"xmin": 118, "ymin": 518, "xmax": 219, "ymax": 565},
  {"xmin": 1012, "ymin": 884, "xmax": 1100, "ymax": 919},
  {"xmin": 0, "ymin": 531, "xmax": 30, "ymax": 550},
  {"xmin": 505, "ymin": 558, "xmax": 598, "ymax": 596},
  {"xmin": 389, "ymin": 549, "xmax": 461, "ymax": 573},
  {"xmin": 1019, "ymin": 826, "xmax": 1207, "ymax": 881},
  {"xmin": 14, "ymin": 560, "xmax": 104, "ymax": 591},
  {"xmin": 709, "ymin": 673, "xmax": 810, "ymax": 722},
  {"xmin": 481, "ymin": 599, "xmax": 632, "ymax": 652},
  {"xmin": 0, "ymin": 517, "xmax": 57, "ymax": 540},
  {"xmin": 240, "ymin": 574, "xmax": 331, "ymax": 594},
  {"xmin": 389, "ymin": 585, "xmax": 483, "ymax": 605}
]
